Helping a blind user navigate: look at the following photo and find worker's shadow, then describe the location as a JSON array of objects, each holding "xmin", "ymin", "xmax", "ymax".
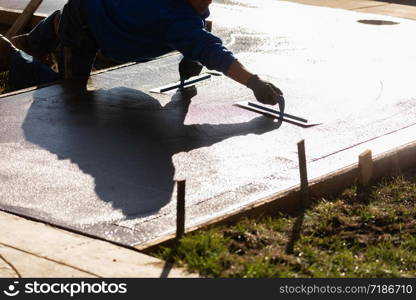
[{"xmin": 23, "ymin": 84, "xmax": 282, "ymax": 220}]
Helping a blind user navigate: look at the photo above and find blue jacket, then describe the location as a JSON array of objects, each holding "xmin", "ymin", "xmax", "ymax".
[{"xmin": 84, "ymin": 0, "xmax": 237, "ymax": 74}]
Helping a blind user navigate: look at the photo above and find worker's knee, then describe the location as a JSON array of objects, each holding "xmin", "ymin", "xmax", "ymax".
[
  {"xmin": 27, "ymin": 10, "xmax": 61, "ymax": 56},
  {"xmin": 8, "ymin": 50, "xmax": 62, "ymax": 89},
  {"xmin": 53, "ymin": 12, "xmax": 61, "ymax": 37}
]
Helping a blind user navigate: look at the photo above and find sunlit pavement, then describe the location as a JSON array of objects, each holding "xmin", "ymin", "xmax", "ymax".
[
  {"xmin": 283, "ymin": 0, "xmax": 416, "ymax": 20},
  {"xmin": 0, "ymin": 0, "xmax": 416, "ymax": 248}
]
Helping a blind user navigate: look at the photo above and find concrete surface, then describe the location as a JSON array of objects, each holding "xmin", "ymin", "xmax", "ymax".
[
  {"xmin": 0, "ymin": 244, "xmax": 94, "ymax": 277},
  {"xmin": 356, "ymin": 3, "xmax": 416, "ymax": 20},
  {"xmin": 0, "ymin": 211, "xmax": 196, "ymax": 277},
  {"xmin": 0, "ymin": 0, "xmax": 415, "ymax": 20},
  {"xmin": 285, "ymin": 0, "xmax": 416, "ymax": 20},
  {"xmin": 1, "ymin": 0, "xmax": 416, "ymax": 247}
]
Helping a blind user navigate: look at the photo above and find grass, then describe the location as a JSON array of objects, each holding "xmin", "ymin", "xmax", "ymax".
[
  {"xmin": 153, "ymin": 169, "xmax": 416, "ymax": 278},
  {"xmin": 0, "ymin": 71, "xmax": 10, "ymax": 94}
]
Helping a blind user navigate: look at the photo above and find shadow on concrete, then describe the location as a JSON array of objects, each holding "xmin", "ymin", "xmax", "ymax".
[
  {"xmin": 22, "ymin": 85, "xmax": 282, "ymax": 220},
  {"xmin": 357, "ymin": 19, "xmax": 399, "ymax": 25},
  {"xmin": 160, "ymin": 261, "xmax": 174, "ymax": 278}
]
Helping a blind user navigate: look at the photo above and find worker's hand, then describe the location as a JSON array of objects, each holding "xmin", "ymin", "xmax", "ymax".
[
  {"xmin": 179, "ymin": 57, "xmax": 203, "ymax": 81},
  {"xmin": 247, "ymin": 75, "xmax": 284, "ymax": 106}
]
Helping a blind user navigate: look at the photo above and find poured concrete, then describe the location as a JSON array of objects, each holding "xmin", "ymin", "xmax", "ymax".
[
  {"xmin": 1, "ymin": 0, "xmax": 416, "ymax": 247},
  {"xmin": 286, "ymin": 0, "xmax": 416, "ymax": 20}
]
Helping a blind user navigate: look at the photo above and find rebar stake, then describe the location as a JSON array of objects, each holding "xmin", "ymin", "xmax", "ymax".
[
  {"xmin": 176, "ymin": 180, "xmax": 186, "ymax": 241},
  {"xmin": 298, "ymin": 140, "xmax": 310, "ymax": 209},
  {"xmin": 286, "ymin": 139, "xmax": 310, "ymax": 254}
]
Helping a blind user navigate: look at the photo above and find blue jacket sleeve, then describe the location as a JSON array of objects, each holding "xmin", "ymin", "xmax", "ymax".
[{"xmin": 166, "ymin": 17, "xmax": 237, "ymax": 74}]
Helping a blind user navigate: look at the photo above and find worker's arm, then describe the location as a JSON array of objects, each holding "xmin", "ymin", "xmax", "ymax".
[
  {"xmin": 178, "ymin": 58, "xmax": 284, "ymax": 106},
  {"xmin": 226, "ymin": 60, "xmax": 252, "ymax": 86},
  {"xmin": 227, "ymin": 60, "xmax": 284, "ymax": 106},
  {"xmin": 168, "ymin": 18, "xmax": 284, "ymax": 106}
]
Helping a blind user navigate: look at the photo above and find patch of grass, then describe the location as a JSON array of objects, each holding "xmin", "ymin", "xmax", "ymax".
[
  {"xmin": 156, "ymin": 230, "xmax": 231, "ymax": 277},
  {"xmin": 263, "ymin": 213, "xmax": 291, "ymax": 232},
  {"xmin": 0, "ymin": 71, "xmax": 10, "ymax": 94},
  {"xmin": 152, "ymin": 170, "xmax": 416, "ymax": 277}
]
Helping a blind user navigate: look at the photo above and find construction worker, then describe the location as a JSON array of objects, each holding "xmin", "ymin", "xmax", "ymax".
[{"xmin": 0, "ymin": 0, "xmax": 284, "ymax": 107}]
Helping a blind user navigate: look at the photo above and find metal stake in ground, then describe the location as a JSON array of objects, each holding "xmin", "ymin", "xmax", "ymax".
[
  {"xmin": 176, "ymin": 180, "xmax": 186, "ymax": 240},
  {"xmin": 298, "ymin": 140, "xmax": 310, "ymax": 209},
  {"xmin": 286, "ymin": 139, "xmax": 310, "ymax": 254}
]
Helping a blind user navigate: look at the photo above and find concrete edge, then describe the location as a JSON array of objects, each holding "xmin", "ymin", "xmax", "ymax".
[
  {"xmin": 0, "ymin": 211, "xmax": 198, "ymax": 278},
  {"xmin": 0, "ymin": 65, "xmax": 139, "ymax": 101},
  {"xmin": 0, "ymin": 54, "xmax": 179, "ymax": 101},
  {"xmin": 138, "ymin": 139, "xmax": 416, "ymax": 253}
]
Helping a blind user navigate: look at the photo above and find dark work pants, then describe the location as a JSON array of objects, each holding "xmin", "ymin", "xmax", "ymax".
[{"xmin": 8, "ymin": 0, "xmax": 98, "ymax": 89}]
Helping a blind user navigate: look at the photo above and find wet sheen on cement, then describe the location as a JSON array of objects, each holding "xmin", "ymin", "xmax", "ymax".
[{"xmin": 1, "ymin": 0, "xmax": 416, "ymax": 246}]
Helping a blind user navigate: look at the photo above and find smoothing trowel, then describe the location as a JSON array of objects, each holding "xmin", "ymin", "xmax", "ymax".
[
  {"xmin": 234, "ymin": 96, "xmax": 321, "ymax": 128},
  {"xmin": 149, "ymin": 74, "xmax": 212, "ymax": 94}
]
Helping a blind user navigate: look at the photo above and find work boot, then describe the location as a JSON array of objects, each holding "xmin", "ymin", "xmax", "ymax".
[
  {"xmin": 10, "ymin": 34, "xmax": 31, "ymax": 54},
  {"xmin": 0, "ymin": 34, "xmax": 17, "ymax": 72}
]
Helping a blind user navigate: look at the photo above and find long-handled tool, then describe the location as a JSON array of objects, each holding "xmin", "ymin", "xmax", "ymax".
[
  {"xmin": 176, "ymin": 74, "xmax": 212, "ymax": 91},
  {"xmin": 149, "ymin": 73, "xmax": 212, "ymax": 94},
  {"xmin": 234, "ymin": 101, "xmax": 321, "ymax": 128}
]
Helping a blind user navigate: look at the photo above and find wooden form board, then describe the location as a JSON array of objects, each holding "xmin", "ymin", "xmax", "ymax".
[{"xmin": 6, "ymin": 0, "xmax": 43, "ymax": 37}]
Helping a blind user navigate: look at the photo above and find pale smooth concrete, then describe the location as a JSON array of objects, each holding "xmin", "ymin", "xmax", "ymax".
[
  {"xmin": 0, "ymin": 212, "xmax": 196, "ymax": 277},
  {"xmin": 285, "ymin": 0, "xmax": 416, "ymax": 20},
  {"xmin": 355, "ymin": 3, "xmax": 416, "ymax": 19},
  {"xmin": 0, "ymin": 0, "xmax": 416, "ymax": 247},
  {"xmin": 0, "ymin": 244, "xmax": 94, "ymax": 278},
  {"xmin": 0, "ymin": 256, "xmax": 17, "ymax": 277},
  {"xmin": 284, "ymin": 0, "xmax": 386, "ymax": 10}
]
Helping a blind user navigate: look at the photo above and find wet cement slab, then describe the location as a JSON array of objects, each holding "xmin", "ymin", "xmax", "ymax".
[
  {"xmin": 285, "ymin": 0, "xmax": 416, "ymax": 20},
  {"xmin": 1, "ymin": 0, "xmax": 416, "ymax": 246},
  {"xmin": 0, "ymin": 0, "xmax": 65, "ymax": 14}
]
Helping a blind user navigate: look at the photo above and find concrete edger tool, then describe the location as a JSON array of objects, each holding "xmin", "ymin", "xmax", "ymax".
[{"xmin": 234, "ymin": 98, "xmax": 321, "ymax": 128}]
